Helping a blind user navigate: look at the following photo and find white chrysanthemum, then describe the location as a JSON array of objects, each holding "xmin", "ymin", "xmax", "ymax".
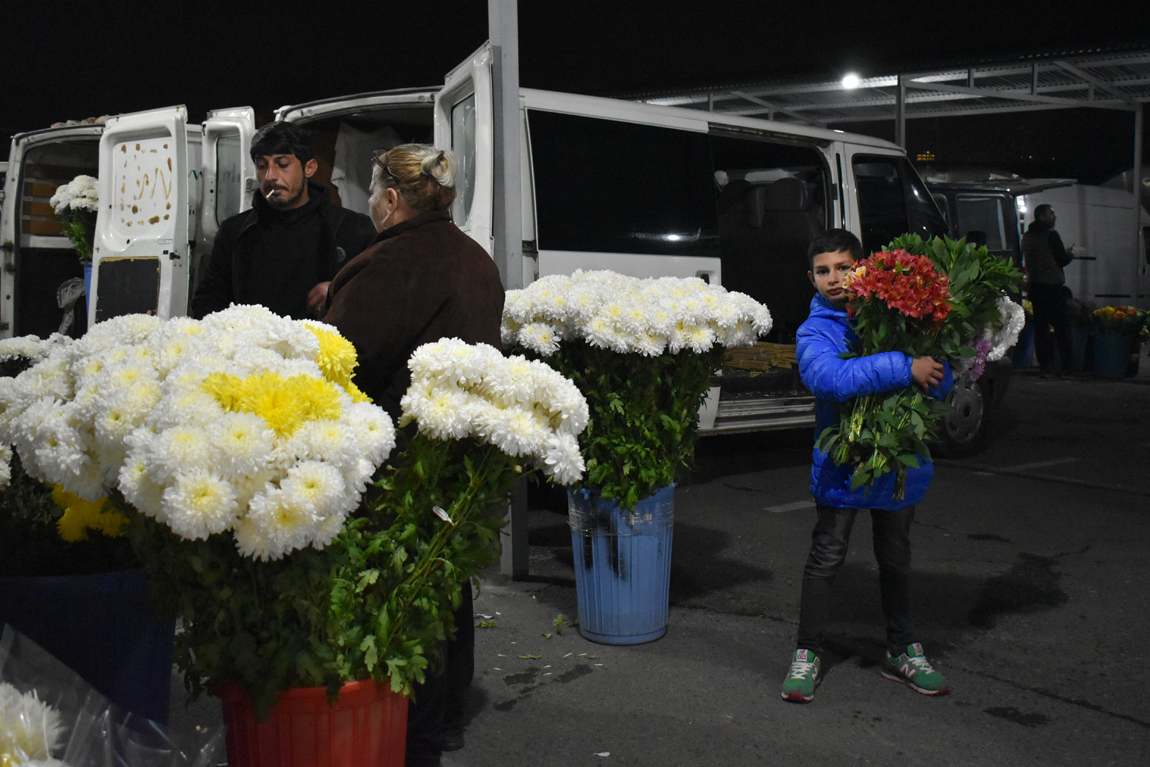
[
  {"xmin": 515, "ymin": 322, "xmax": 562, "ymax": 356},
  {"xmin": 988, "ymin": 298, "xmax": 1025, "ymax": 362},
  {"xmin": 280, "ymin": 461, "xmax": 347, "ymax": 517},
  {"xmin": 283, "ymin": 419, "xmax": 360, "ymax": 468},
  {"xmin": 0, "ymin": 443, "xmax": 11, "ymax": 489},
  {"xmin": 345, "ymin": 402, "xmax": 396, "ymax": 465},
  {"xmin": 161, "ymin": 468, "xmax": 240, "ymax": 539},
  {"xmin": 119, "ymin": 453, "xmax": 166, "ymax": 519},
  {"xmin": 210, "ymin": 412, "xmax": 276, "ymax": 478},
  {"xmin": 0, "ymin": 681, "xmax": 66, "ymax": 760},
  {"xmin": 236, "ymin": 486, "xmax": 323, "ymax": 561},
  {"xmin": 148, "ymin": 426, "xmax": 216, "ymax": 483},
  {"xmin": 541, "ymin": 432, "xmax": 585, "ymax": 486}
]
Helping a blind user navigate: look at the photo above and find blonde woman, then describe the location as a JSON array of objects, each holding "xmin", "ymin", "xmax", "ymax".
[{"xmin": 324, "ymin": 144, "xmax": 504, "ymax": 420}]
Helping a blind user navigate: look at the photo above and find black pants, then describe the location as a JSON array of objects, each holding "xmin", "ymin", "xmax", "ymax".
[
  {"xmin": 796, "ymin": 504, "xmax": 916, "ymax": 658},
  {"xmin": 1029, "ymin": 282, "xmax": 1075, "ymax": 374},
  {"xmin": 404, "ymin": 583, "xmax": 475, "ymax": 767}
]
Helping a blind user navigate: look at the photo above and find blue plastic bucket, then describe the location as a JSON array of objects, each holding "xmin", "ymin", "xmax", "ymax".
[
  {"xmin": 568, "ymin": 485, "xmax": 674, "ymax": 645},
  {"xmin": 1093, "ymin": 334, "xmax": 1131, "ymax": 379},
  {"xmin": 0, "ymin": 569, "xmax": 174, "ymax": 723},
  {"xmin": 1012, "ymin": 321, "xmax": 1035, "ymax": 369}
]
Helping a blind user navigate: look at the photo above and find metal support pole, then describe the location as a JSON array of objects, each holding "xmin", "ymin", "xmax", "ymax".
[
  {"xmin": 1133, "ymin": 104, "xmax": 1144, "ymax": 305},
  {"xmin": 895, "ymin": 75, "xmax": 906, "ymax": 148},
  {"xmin": 488, "ymin": 0, "xmax": 529, "ymax": 579}
]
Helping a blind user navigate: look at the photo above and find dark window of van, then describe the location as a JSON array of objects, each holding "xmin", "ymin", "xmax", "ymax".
[
  {"xmin": 852, "ymin": 155, "xmax": 946, "ymax": 255},
  {"xmin": 710, "ymin": 134, "xmax": 830, "ymax": 336},
  {"xmin": 527, "ymin": 110, "xmax": 718, "ymax": 256},
  {"xmin": 16, "ymin": 138, "xmax": 99, "ymax": 339}
]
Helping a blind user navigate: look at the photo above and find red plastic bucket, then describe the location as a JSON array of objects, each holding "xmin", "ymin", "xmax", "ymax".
[{"xmin": 216, "ymin": 679, "xmax": 408, "ymax": 767}]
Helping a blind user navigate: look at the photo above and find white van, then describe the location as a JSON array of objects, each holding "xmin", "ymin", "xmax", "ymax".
[{"xmin": 1, "ymin": 44, "xmax": 950, "ymax": 438}]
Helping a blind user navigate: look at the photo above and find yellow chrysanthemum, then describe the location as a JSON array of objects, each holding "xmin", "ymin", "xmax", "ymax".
[
  {"xmin": 51, "ymin": 485, "xmax": 127, "ymax": 541},
  {"xmin": 309, "ymin": 326, "xmax": 357, "ymax": 381},
  {"xmin": 201, "ymin": 371, "xmax": 343, "ymax": 437}
]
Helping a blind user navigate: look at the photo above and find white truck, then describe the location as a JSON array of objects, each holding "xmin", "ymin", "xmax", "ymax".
[
  {"xmin": 929, "ymin": 176, "xmax": 1149, "ymax": 311},
  {"xmin": 2, "ymin": 44, "xmax": 961, "ymax": 441}
]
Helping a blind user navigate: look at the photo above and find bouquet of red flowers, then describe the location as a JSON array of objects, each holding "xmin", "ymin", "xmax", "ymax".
[{"xmin": 816, "ymin": 235, "xmax": 1022, "ymax": 499}]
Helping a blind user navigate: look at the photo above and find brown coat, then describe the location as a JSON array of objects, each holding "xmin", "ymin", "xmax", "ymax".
[{"xmin": 323, "ymin": 210, "xmax": 505, "ymax": 420}]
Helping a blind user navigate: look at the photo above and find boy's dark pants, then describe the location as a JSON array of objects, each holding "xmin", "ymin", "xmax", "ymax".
[{"xmin": 797, "ymin": 504, "xmax": 916, "ymax": 658}]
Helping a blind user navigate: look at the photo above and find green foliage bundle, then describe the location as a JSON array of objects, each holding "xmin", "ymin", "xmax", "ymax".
[{"xmin": 544, "ymin": 341, "xmax": 724, "ymax": 511}]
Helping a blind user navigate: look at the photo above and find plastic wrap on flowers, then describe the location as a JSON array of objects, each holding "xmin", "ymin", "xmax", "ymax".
[
  {"xmin": 0, "ymin": 625, "xmax": 225, "ymax": 767},
  {"xmin": 0, "ymin": 306, "xmax": 396, "ymax": 561}
]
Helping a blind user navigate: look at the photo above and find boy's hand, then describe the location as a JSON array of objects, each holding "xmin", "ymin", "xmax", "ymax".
[{"xmin": 911, "ymin": 356, "xmax": 944, "ymax": 391}]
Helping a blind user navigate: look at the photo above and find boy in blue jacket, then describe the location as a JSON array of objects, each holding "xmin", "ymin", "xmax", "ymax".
[{"xmin": 781, "ymin": 229, "xmax": 953, "ymax": 703}]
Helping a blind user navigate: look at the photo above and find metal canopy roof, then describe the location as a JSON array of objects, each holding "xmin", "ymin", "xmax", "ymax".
[{"xmin": 632, "ymin": 48, "xmax": 1150, "ymax": 128}]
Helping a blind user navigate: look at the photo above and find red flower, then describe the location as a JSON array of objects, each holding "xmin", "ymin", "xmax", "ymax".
[{"xmin": 844, "ymin": 250, "xmax": 951, "ymax": 321}]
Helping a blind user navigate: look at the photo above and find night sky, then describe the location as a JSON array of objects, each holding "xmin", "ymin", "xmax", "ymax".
[{"xmin": 4, "ymin": 1, "xmax": 1148, "ymax": 183}]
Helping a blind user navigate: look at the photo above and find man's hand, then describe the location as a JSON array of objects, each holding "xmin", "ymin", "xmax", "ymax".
[
  {"xmin": 307, "ymin": 281, "xmax": 331, "ymax": 318},
  {"xmin": 911, "ymin": 356, "xmax": 944, "ymax": 391}
]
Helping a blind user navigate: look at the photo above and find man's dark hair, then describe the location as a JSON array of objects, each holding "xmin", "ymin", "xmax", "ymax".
[
  {"xmin": 1033, "ymin": 204, "xmax": 1054, "ymax": 222},
  {"xmin": 250, "ymin": 122, "xmax": 315, "ymax": 164},
  {"xmin": 808, "ymin": 229, "xmax": 864, "ymax": 269}
]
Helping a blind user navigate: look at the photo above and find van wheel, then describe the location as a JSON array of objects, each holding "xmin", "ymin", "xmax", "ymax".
[{"xmin": 934, "ymin": 375, "xmax": 990, "ymax": 458}]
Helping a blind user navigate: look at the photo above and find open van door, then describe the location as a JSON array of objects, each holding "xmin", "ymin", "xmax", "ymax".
[
  {"xmin": 196, "ymin": 107, "xmax": 256, "ymax": 280},
  {"xmin": 1, "ymin": 125, "xmax": 103, "ymax": 339},
  {"xmin": 434, "ymin": 43, "xmax": 495, "ymax": 255},
  {"xmin": 92, "ymin": 106, "xmax": 191, "ymax": 325}
]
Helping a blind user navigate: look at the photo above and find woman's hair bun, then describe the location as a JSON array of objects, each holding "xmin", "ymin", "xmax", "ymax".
[{"xmin": 420, "ymin": 150, "xmax": 456, "ymax": 189}]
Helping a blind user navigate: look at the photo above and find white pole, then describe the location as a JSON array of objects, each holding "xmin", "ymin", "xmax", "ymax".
[
  {"xmin": 489, "ymin": 0, "xmax": 529, "ymax": 579},
  {"xmin": 1133, "ymin": 104, "xmax": 1144, "ymax": 308}
]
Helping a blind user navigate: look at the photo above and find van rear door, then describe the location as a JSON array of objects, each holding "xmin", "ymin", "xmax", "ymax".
[
  {"xmin": 433, "ymin": 43, "xmax": 495, "ymax": 255},
  {"xmin": 196, "ymin": 107, "xmax": 256, "ymax": 286},
  {"xmin": 0, "ymin": 125, "xmax": 103, "ymax": 339},
  {"xmin": 92, "ymin": 106, "xmax": 191, "ymax": 324}
]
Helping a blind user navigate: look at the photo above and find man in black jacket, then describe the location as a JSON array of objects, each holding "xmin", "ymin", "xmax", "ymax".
[
  {"xmin": 192, "ymin": 122, "xmax": 377, "ymax": 320},
  {"xmin": 1021, "ymin": 204, "xmax": 1076, "ymax": 376}
]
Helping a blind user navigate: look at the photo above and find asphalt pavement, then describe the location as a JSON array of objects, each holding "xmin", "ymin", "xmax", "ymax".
[{"xmin": 169, "ymin": 344, "xmax": 1150, "ymax": 766}]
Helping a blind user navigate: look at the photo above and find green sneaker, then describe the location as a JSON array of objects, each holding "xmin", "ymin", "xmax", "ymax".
[
  {"xmin": 881, "ymin": 643, "xmax": 950, "ymax": 695},
  {"xmin": 780, "ymin": 649, "xmax": 821, "ymax": 703}
]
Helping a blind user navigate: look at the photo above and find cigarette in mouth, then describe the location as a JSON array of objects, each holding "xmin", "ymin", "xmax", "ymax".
[{"xmin": 266, "ymin": 189, "xmax": 278, "ymax": 198}]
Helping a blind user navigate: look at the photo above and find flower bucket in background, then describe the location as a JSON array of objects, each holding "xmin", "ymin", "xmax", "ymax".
[
  {"xmin": 568, "ymin": 485, "xmax": 675, "ymax": 645},
  {"xmin": 0, "ymin": 568, "xmax": 174, "ymax": 723},
  {"xmin": 1012, "ymin": 319, "xmax": 1035, "ymax": 369},
  {"xmin": 1093, "ymin": 334, "xmax": 1131, "ymax": 379},
  {"xmin": 1069, "ymin": 327, "xmax": 1092, "ymax": 373},
  {"xmin": 216, "ymin": 679, "xmax": 408, "ymax": 767}
]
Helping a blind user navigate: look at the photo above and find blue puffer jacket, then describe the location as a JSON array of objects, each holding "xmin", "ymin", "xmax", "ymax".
[{"xmin": 796, "ymin": 294, "xmax": 953, "ymax": 510}]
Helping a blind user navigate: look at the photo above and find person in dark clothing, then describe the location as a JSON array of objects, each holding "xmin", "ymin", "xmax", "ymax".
[
  {"xmin": 191, "ymin": 122, "xmax": 376, "ymax": 320},
  {"xmin": 1021, "ymin": 204, "xmax": 1076, "ymax": 375},
  {"xmin": 324, "ymin": 143, "xmax": 504, "ymax": 767}
]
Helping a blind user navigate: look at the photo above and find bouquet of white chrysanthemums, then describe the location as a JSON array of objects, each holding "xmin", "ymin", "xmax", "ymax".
[
  {"xmin": 0, "ymin": 306, "xmax": 394, "ymax": 561},
  {"xmin": 502, "ymin": 270, "xmax": 772, "ymax": 510},
  {"xmin": 49, "ymin": 175, "xmax": 99, "ymax": 264}
]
